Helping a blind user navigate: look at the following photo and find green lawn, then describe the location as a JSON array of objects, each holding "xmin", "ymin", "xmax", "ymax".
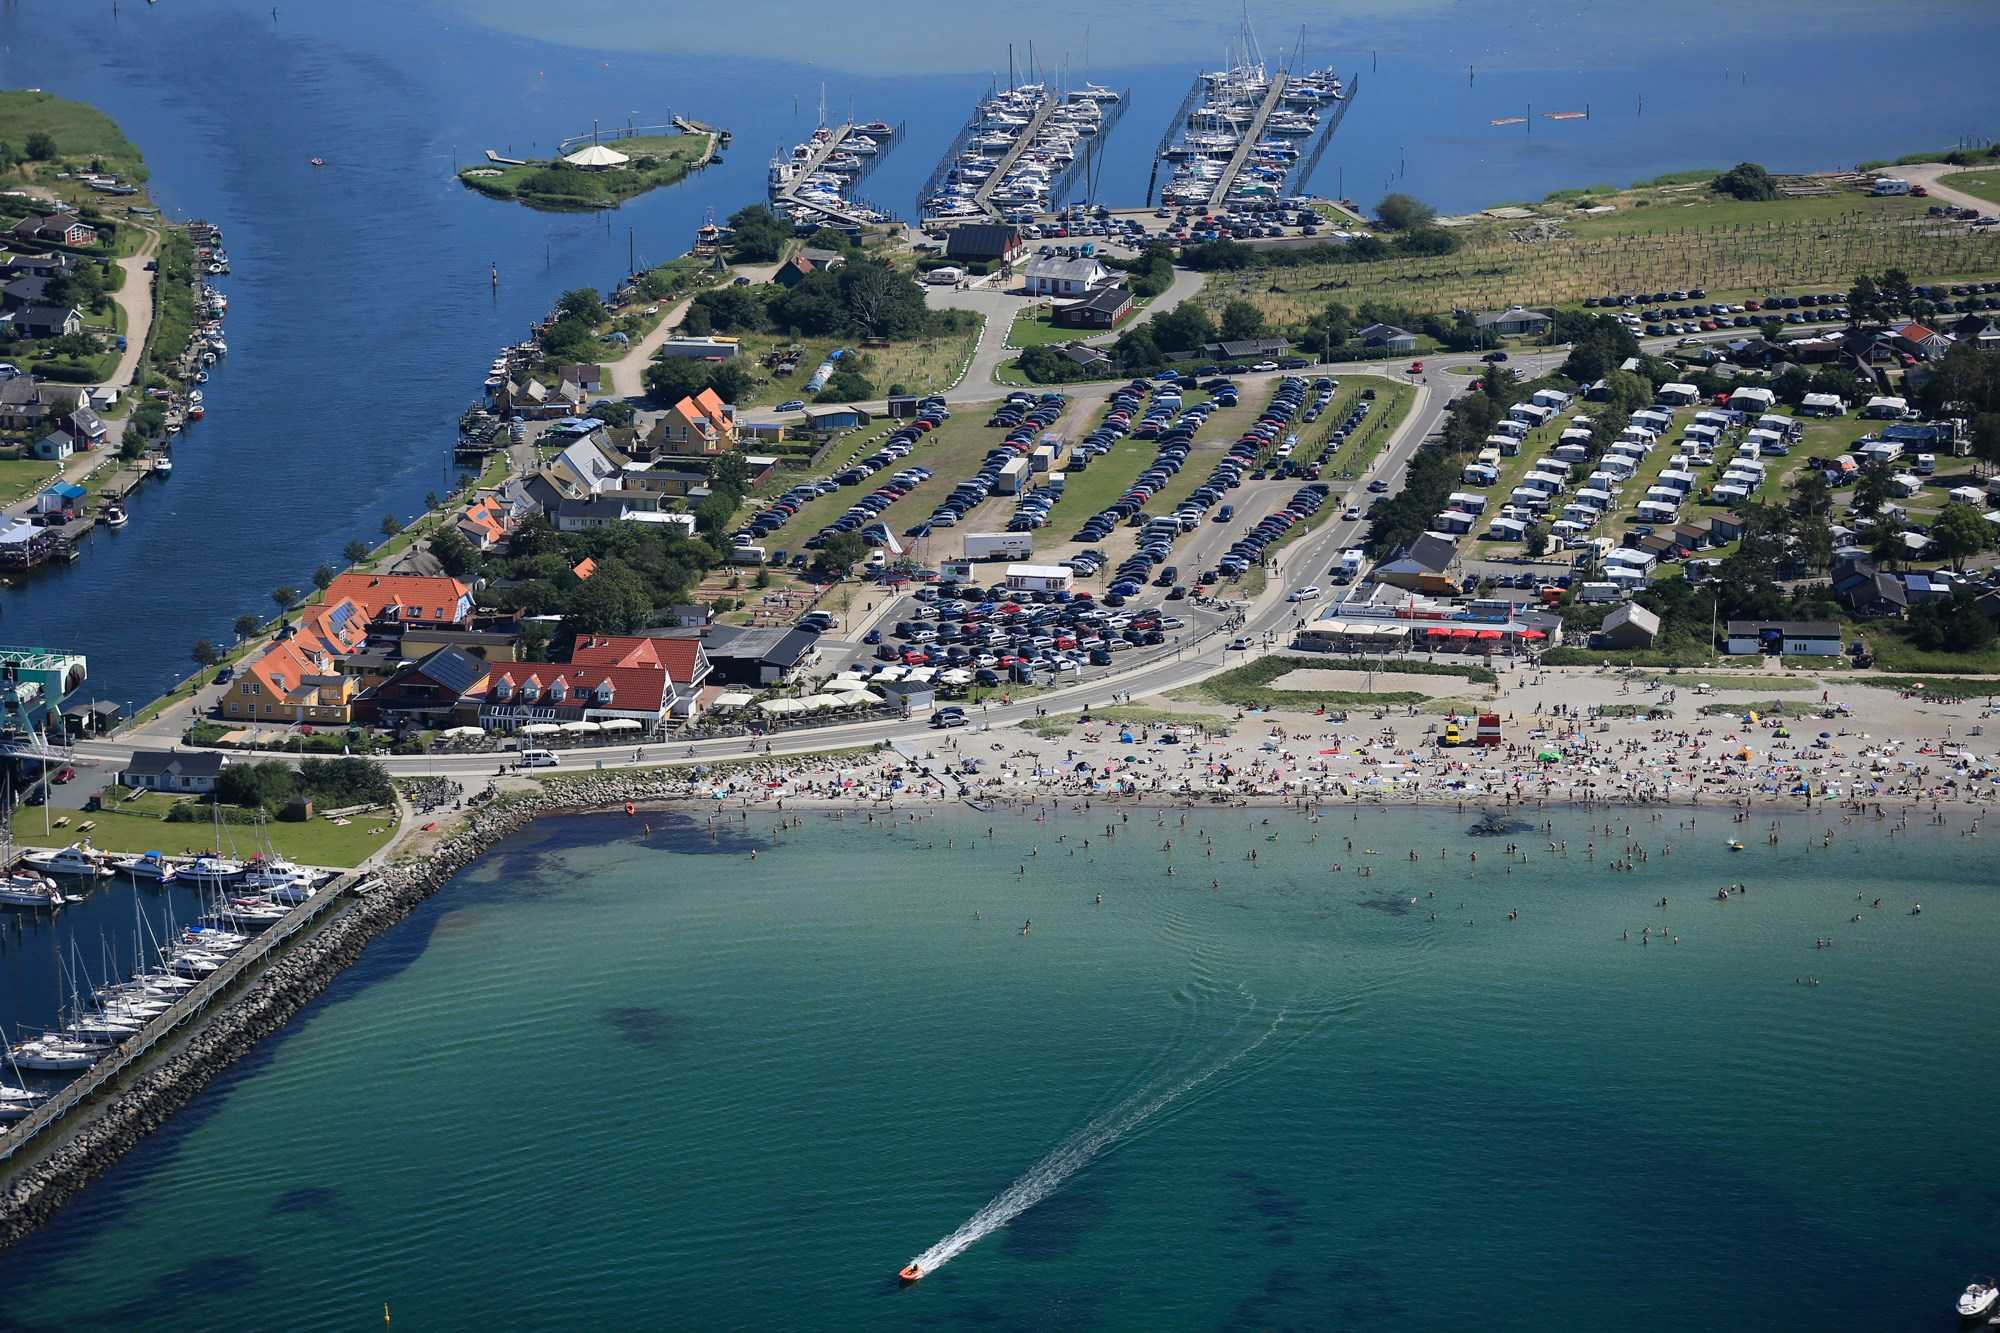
[
  {"xmin": 1938, "ymin": 170, "xmax": 2000, "ymax": 208},
  {"xmin": 458, "ymin": 132, "xmax": 711, "ymax": 211},
  {"xmin": 23, "ymin": 796, "xmax": 396, "ymax": 868},
  {"xmin": 0, "ymin": 90, "xmax": 148, "ymax": 183},
  {"xmin": 730, "ymin": 328, "xmax": 981, "ymax": 409},
  {"xmin": 0, "ymin": 456, "xmax": 58, "ymax": 504}
]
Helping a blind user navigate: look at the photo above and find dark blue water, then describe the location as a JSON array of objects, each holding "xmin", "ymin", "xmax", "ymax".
[{"xmin": 6, "ymin": 0, "xmax": 1997, "ymax": 704}]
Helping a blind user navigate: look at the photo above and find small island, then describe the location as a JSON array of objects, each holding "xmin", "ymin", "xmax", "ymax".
[{"xmin": 457, "ymin": 124, "xmax": 722, "ymax": 212}]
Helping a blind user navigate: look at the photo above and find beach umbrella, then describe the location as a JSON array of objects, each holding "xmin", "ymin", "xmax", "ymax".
[
  {"xmin": 562, "ymin": 720, "xmax": 601, "ymax": 733},
  {"xmin": 1536, "ymin": 748, "xmax": 1561, "ymax": 762},
  {"xmin": 519, "ymin": 723, "xmax": 559, "ymax": 735}
]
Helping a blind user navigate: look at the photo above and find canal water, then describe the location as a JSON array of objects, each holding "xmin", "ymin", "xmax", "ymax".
[
  {"xmin": 0, "ymin": 805, "xmax": 1992, "ymax": 1330},
  {"xmin": 6, "ymin": 0, "xmax": 2000, "ymax": 703}
]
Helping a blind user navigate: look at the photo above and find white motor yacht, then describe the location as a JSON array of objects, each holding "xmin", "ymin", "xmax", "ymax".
[
  {"xmin": 181, "ymin": 854, "xmax": 246, "ymax": 884},
  {"xmin": 0, "ymin": 870, "xmax": 66, "ymax": 909},
  {"xmin": 21, "ymin": 843, "xmax": 112, "ymax": 879},
  {"xmin": 1960, "ymin": 1276, "xmax": 1999, "ymax": 1321},
  {"xmin": 0, "ymin": 1085, "xmax": 45, "ymax": 1120},
  {"xmin": 114, "ymin": 850, "xmax": 178, "ymax": 882}
]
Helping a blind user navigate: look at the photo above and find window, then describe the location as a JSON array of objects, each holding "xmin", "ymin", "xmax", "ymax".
[
  {"xmin": 519, "ymin": 678, "xmax": 540, "ymax": 702},
  {"xmin": 493, "ymin": 677, "xmax": 513, "ymax": 701},
  {"xmin": 548, "ymin": 679, "xmax": 568, "ymax": 703},
  {"xmin": 594, "ymin": 680, "xmax": 614, "ymax": 704}
]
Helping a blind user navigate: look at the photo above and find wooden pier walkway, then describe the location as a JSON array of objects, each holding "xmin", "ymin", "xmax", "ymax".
[
  {"xmin": 973, "ymin": 93, "xmax": 1058, "ymax": 220},
  {"xmin": 1211, "ymin": 72, "xmax": 1289, "ymax": 207}
]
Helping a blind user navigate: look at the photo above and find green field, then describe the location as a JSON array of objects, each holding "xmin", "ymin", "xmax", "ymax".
[
  {"xmin": 22, "ymin": 793, "xmax": 396, "ymax": 868},
  {"xmin": 1938, "ymin": 169, "xmax": 2000, "ymax": 208},
  {"xmin": 0, "ymin": 90, "xmax": 148, "ymax": 184},
  {"xmin": 1208, "ymin": 183, "xmax": 1991, "ymax": 327},
  {"xmin": 731, "ymin": 327, "xmax": 980, "ymax": 408},
  {"xmin": 458, "ymin": 133, "xmax": 711, "ymax": 211},
  {"xmin": 0, "ymin": 456, "xmax": 58, "ymax": 504}
]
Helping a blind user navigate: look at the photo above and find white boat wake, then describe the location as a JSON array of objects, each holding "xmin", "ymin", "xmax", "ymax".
[{"xmin": 904, "ymin": 1004, "xmax": 1288, "ymax": 1278}]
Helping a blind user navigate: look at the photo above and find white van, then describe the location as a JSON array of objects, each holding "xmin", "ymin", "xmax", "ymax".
[{"xmin": 518, "ymin": 748, "xmax": 559, "ymax": 768}]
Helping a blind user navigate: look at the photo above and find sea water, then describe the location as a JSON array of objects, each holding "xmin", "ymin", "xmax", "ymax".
[{"xmin": 0, "ymin": 805, "xmax": 1993, "ymax": 1331}]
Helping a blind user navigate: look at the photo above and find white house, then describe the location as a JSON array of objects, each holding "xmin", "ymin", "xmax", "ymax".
[{"xmin": 1023, "ymin": 253, "xmax": 1110, "ymax": 298}]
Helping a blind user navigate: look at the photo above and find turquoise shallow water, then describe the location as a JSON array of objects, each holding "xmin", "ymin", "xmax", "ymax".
[{"xmin": 1, "ymin": 806, "xmax": 1995, "ymax": 1331}]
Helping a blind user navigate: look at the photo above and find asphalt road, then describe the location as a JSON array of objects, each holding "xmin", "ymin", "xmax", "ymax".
[{"xmin": 56, "ymin": 343, "xmax": 1596, "ymax": 785}]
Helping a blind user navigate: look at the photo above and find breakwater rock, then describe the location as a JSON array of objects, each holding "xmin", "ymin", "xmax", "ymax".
[{"xmin": 0, "ymin": 756, "xmax": 843, "ymax": 1251}]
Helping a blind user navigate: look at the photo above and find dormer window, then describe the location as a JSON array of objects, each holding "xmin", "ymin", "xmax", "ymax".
[
  {"xmin": 594, "ymin": 679, "xmax": 615, "ymax": 704},
  {"xmin": 548, "ymin": 678, "xmax": 568, "ymax": 703},
  {"xmin": 493, "ymin": 677, "xmax": 513, "ymax": 701},
  {"xmin": 519, "ymin": 677, "xmax": 540, "ymax": 702}
]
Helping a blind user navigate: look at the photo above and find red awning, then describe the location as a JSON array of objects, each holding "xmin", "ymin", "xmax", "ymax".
[
  {"xmin": 1476, "ymin": 629, "xmax": 1502, "ymax": 640},
  {"xmin": 1523, "ymin": 629, "xmax": 1546, "ymax": 640},
  {"xmin": 1426, "ymin": 626, "xmax": 1450, "ymax": 637},
  {"xmin": 1450, "ymin": 628, "xmax": 1477, "ymax": 638}
]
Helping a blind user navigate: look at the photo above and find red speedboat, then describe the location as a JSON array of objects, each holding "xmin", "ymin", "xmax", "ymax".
[{"xmin": 898, "ymin": 1264, "xmax": 923, "ymax": 1286}]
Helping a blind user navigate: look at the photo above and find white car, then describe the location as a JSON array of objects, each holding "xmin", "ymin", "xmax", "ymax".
[
  {"xmin": 1287, "ymin": 586, "xmax": 1322, "ymax": 602},
  {"xmin": 1343, "ymin": 505, "xmax": 1360, "ymax": 520},
  {"xmin": 1252, "ymin": 360, "xmax": 1279, "ymax": 372}
]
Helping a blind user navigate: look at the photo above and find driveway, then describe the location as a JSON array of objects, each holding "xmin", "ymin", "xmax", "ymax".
[
  {"xmin": 1896, "ymin": 163, "xmax": 1997, "ymax": 215},
  {"xmin": 602, "ymin": 259, "xmax": 783, "ymax": 398}
]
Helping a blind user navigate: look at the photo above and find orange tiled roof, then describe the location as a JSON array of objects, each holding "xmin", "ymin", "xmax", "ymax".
[
  {"xmin": 572, "ymin": 557, "xmax": 597, "ymax": 581},
  {"xmin": 324, "ymin": 573, "xmax": 472, "ymax": 623}
]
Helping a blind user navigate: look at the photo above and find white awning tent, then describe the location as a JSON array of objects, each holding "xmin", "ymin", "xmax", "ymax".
[
  {"xmin": 835, "ymin": 689, "xmax": 880, "ymax": 707},
  {"xmin": 440, "ymin": 725, "xmax": 485, "ymax": 739},
  {"xmin": 596, "ymin": 718, "xmax": 643, "ymax": 731},
  {"xmin": 758, "ymin": 698, "xmax": 805, "ymax": 715},
  {"xmin": 519, "ymin": 723, "xmax": 560, "ymax": 735},
  {"xmin": 711, "ymin": 692, "xmax": 755, "ymax": 708},
  {"xmin": 560, "ymin": 720, "xmax": 601, "ymax": 734},
  {"xmin": 562, "ymin": 144, "xmax": 630, "ymax": 169}
]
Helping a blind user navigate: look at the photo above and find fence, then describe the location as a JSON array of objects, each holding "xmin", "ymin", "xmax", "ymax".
[{"xmin": 0, "ymin": 871, "xmax": 364, "ymax": 1167}]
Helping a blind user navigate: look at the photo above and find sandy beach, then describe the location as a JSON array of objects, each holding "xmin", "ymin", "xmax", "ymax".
[{"xmin": 583, "ymin": 666, "xmax": 2000, "ymax": 816}]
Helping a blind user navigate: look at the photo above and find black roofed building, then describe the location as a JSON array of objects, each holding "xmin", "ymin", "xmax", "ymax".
[
  {"xmin": 673, "ymin": 625, "xmax": 819, "ymax": 686},
  {"xmin": 1202, "ymin": 337, "xmax": 1292, "ymax": 361},
  {"xmin": 1053, "ymin": 282, "xmax": 1133, "ymax": 330},
  {"xmin": 354, "ymin": 646, "xmax": 492, "ymax": 728},
  {"xmin": 121, "ymin": 749, "xmax": 230, "ymax": 794},
  {"xmin": 944, "ymin": 223, "xmax": 1023, "ymax": 266}
]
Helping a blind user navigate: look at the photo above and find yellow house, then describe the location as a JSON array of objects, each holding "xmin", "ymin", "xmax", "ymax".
[{"xmin": 219, "ymin": 641, "xmax": 356, "ymax": 725}]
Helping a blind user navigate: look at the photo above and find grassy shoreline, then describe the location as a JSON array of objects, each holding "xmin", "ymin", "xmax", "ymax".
[{"xmin": 458, "ymin": 132, "xmax": 714, "ymax": 211}]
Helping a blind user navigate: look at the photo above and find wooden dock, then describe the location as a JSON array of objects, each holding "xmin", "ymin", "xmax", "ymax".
[
  {"xmin": 974, "ymin": 93, "xmax": 1059, "ymax": 220},
  {"xmin": 1210, "ymin": 71, "xmax": 1289, "ymax": 207},
  {"xmin": 773, "ymin": 124, "xmax": 880, "ymax": 230}
]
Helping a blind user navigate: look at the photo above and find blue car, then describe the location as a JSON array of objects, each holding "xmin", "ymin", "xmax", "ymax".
[{"xmin": 776, "ymin": 399, "xmax": 807, "ymax": 413}]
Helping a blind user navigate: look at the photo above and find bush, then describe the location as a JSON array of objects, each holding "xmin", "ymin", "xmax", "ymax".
[{"xmin": 1711, "ymin": 162, "xmax": 1778, "ymax": 201}]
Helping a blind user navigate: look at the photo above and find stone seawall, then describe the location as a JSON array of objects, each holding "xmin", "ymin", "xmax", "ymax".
[{"xmin": 0, "ymin": 758, "xmax": 837, "ymax": 1251}]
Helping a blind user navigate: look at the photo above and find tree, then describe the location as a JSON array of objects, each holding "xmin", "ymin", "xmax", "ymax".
[
  {"xmin": 1848, "ymin": 273, "xmax": 1882, "ymax": 325},
  {"xmin": 217, "ymin": 760, "xmax": 296, "ymax": 811},
  {"xmin": 1374, "ymin": 193, "xmax": 1436, "ymax": 231},
  {"xmin": 1930, "ymin": 503, "xmax": 1991, "ymax": 571},
  {"xmin": 271, "ymin": 587, "xmax": 300, "ymax": 616},
  {"xmin": 424, "ymin": 490, "xmax": 441, "ymax": 511},
  {"xmin": 1853, "ymin": 460, "xmax": 1894, "ymax": 522},
  {"xmin": 380, "ymin": 513, "xmax": 400, "ymax": 537},
  {"xmin": 191, "ymin": 639, "xmax": 220, "ymax": 667},
  {"xmin": 726, "ymin": 204, "xmax": 793, "ymax": 263},
  {"xmin": 819, "ymin": 530, "xmax": 869, "ymax": 574},
  {"xmin": 707, "ymin": 360, "xmax": 753, "ymax": 404},
  {"xmin": 312, "ymin": 564, "xmax": 335, "ymax": 591},
  {"xmin": 555, "ymin": 287, "xmax": 605, "ymax": 326},
  {"xmin": 692, "ymin": 492, "xmax": 737, "ymax": 541},
  {"xmin": 838, "ymin": 260, "xmax": 908, "ymax": 337},
  {"xmin": 233, "ymin": 614, "xmax": 260, "ymax": 641},
  {"xmin": 343, "ymin": 539, "xmax": 371, "ymax": 564},
  {"xmin": 1147, "ymin": 303, "xmax": 1217, "ymax": 355},
  {"xmin": 592, "ymin": 398, "xmax": 636, "ymax": 428},
  {"xmin": 561, "ymin": 560, "xmax": 649, "ymax": 634},
  {"xmin": 429, "ymin": 527, "xmax": 480, "ymax": 578},
  {"xmin": 23, "ymin": 131, "xmax": 56, "ymax": 162},
  {"xmin": 1219, "ymin": 298, "xmax": 1266, "ymax": 342},
  {"xmin": 1711, "ymin": 162, "xmax": 1777, "ymax": 201},
  {"xmin": 710, "ymin": 451, "xmax": 752, "ymax": 498},
  {"xmin": 643, "ymin": 355, "xmax": 709, "ymax": 403}
]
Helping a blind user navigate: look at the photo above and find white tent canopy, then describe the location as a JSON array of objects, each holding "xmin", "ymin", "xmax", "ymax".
[
  {"xmin": 440, "ymin": 725, "xmax": 485, "ymax": 739},
  {"xmin": 560, "ymin": 720, "xmax": 602, "ymax": 733},
  {"xmin": 518, "ymin": 723, "xmax": 560, "ymax": 735},
  {"xmin": 563, "ymin": 144, "xmax": 630, "ymax": 168},
  {"xmin": 711, "ymin": 692, "xmax": 755, "ymax": 708},
  {"xmin": 596, "ymin": 718, "xmax": 642, "ymax": 731}
]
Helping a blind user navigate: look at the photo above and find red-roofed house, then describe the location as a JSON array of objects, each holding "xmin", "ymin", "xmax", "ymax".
[
  {"xmin": 1895, "ymin": 322, "xmax": 1952, "ymax": 361},
  {"xmin": 571, "ymin": 557, "xmax": 597, "ymax": 582},
  {"xmin": 294, "ymin": 597, "xmax": 371, "ymax": 658},
  {"xmin": 456, "ymin": 495, "xmax": 513, "ymax": 551},
  {"xmin": 324, "ymin": 573, "xmax": 474, "ymax": 626},
  {"xmin": 471, "ymin": 635, "xmax": 711, "ymax": 731},
  {"xmin": 651, "ymin": 386, "xmax": 737, "ymax": 456},
  {"xmin": 218, "ymin": 640, "xmax": 358, "ymax": 725}
]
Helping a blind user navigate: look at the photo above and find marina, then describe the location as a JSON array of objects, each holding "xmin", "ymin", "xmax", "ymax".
[
  {"xmin": 1153, "ymin": 51, "xmax": 1346, "ymax": 209},
  {"xmin": 767, "ymin": 106, "xmax": 906, "ymax": 230},
  {"xmin": 920, "ymin": 78, "xmax": 1127, "ymax": 224}
]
